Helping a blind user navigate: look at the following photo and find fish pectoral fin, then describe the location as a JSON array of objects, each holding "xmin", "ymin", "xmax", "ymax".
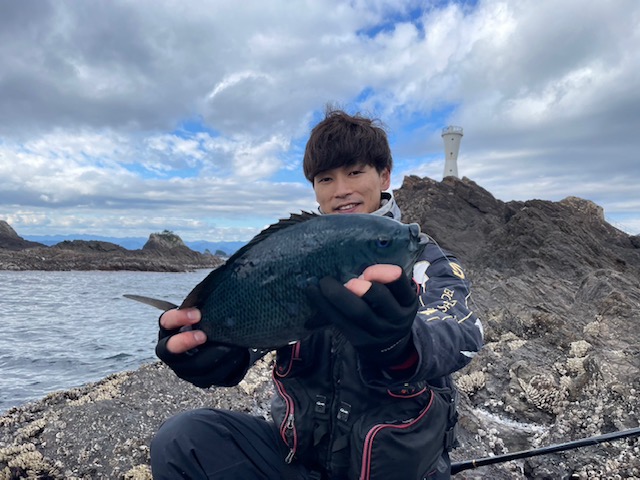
[{"xmin": 123, "ymin": 294, "xmax": 178, "ymax": 311}]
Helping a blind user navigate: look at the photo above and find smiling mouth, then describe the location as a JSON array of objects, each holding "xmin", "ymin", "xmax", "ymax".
[{"xmin": 335, "ymin": 203, "xmax": 360, "ymax": 212}]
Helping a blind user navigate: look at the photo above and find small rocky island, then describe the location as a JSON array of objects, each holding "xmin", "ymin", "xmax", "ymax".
[
  {"xmin": 0, "ymin": 223, "xmax": 223, "ymax": 272},
  {"xmin": 1, "ymin": 176, "xmax": 639, "ymax": 479}
]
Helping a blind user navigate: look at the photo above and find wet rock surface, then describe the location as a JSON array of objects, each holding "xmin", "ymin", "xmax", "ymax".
[{"xmin": 2, "ymin": 176, "xmax": 640, "ymax": 479}]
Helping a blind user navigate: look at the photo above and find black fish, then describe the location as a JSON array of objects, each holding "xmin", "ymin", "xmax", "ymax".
[{"xmin": 125, "ymin": 212, "xmax": 428, "ymax": 349}]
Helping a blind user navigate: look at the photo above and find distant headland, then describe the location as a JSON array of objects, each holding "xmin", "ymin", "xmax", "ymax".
[{"xmin": 0, "ymin": 221, "xmax": 225, "ymax": 272}]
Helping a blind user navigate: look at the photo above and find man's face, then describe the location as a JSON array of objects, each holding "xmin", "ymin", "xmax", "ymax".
[{"xmin": 313, "ymin": 163, "xmax": 391, "ymax": 215}]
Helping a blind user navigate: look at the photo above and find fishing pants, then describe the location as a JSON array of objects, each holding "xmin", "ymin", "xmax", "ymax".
[
  {"xmin": 150, "ymin": 408, "xmax": 312, "ymax": 480},
  {"xmin": 150, "ymin": 407, "xmax": 450, "ymax": 479}
]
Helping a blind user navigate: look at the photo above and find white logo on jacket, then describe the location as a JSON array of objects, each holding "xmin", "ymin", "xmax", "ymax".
[{"xmin": 412, "ymin": 261, "xmax": 430, "ymax": 291}]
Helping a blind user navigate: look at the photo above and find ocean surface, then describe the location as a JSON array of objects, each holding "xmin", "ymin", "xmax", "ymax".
[{"xmin": 0, "ymin": 269, "xmax": 212, "ymax": 414}]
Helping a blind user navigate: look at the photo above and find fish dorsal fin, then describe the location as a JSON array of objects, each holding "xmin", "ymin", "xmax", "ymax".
[
  {"xmin": 244, "ymin": 211, "xmax": 318, "ymax": 248},
  {"xmin": 180, "ymin": 211, "xmax": 319, "ymax": 309}
]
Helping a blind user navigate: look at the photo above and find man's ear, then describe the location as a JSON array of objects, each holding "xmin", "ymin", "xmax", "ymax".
[{"xmin": 381, "ymin": 168, "xmax": 391, "ymax": 190}]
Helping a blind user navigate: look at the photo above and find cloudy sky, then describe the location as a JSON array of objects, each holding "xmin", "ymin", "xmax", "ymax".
[{"xmin": 1, "ymin": 0, "xmax": 639, "ymax": 242}]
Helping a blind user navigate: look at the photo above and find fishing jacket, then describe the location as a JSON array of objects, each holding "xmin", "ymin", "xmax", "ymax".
[
  {"xmin": 269, "ymin": 239, "xmax": 484, "ymax": 479},
  {"xmin": 215, "ymin": 196, "xmax": 484, "ymax": 479}
]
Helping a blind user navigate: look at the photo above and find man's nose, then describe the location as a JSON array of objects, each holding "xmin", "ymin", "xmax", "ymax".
[{"xmin": 333, "ymin": 176, "xmax": 352, "ymax": 197}]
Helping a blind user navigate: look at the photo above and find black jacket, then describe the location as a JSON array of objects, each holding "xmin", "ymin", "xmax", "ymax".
[{"xmin": 218, "ymin": 240, "xmax": 484, "ymax": 479}]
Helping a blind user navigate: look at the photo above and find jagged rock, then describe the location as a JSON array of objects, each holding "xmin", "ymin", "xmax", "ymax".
[
  {"xmin": 0, "ymin": 220, "xmax": 44, "ymax": 250},
  {"xmin": 559, "ymin": 196, "xmax": 605, "ymax": 222},
  {"xmin": 1, "ymin": 177, "xmax": 639, "ymax": 479},
  {"xmin": 142, "ymin": 230, "xmax": 187, "ymax": 251},
  {"xmin": 397, "ymin": 176, "xmax": 640, "ymax": 478},
  {"xmin": 0, "ymin": 220, "xmax": 19, "ymax": 239}
]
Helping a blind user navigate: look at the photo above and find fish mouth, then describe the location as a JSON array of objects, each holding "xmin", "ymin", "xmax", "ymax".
[
  {"xmin": 409, "ymin": 223, "xmax": 429, "ymax": 252},
  {"xmin": 408, "ymin": 223, "xmax": 429, "ymax": 246}
]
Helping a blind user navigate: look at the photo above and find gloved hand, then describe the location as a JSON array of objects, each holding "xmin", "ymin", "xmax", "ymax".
[
  {"xmin": 156, "ymin": 312, "xmax": 249, "ymax": 388},
  {"xmin": 306, "ymin": 271, "xmax": 418, "ymax": 366}
]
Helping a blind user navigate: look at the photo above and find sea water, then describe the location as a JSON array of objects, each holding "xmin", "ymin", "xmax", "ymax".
[{"xmin": 0, "ymin": 269, "xmax": 211, "ymax": 413}]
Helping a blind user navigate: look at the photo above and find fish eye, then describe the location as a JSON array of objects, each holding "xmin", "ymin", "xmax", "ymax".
[{"xmin": 376, "ymin": 237, "xmax": 392, "ymax": 248}]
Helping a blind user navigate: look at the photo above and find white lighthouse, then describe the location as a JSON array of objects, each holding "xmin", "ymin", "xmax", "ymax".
[{"xmin": 441, "ymin": 126, "xmax": 463, "ymax": 178}]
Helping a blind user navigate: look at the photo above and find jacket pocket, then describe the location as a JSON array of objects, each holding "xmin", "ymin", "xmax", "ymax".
[
  {"xmin": 274, "ymin": 342, "xmax": 302, "ymax": 378},
  {"xmin": 349, "ymin": 389, "xmax": 449, "ymax": 480}
]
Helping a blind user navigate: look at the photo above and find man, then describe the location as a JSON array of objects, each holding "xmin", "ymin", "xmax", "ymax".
[{"xmin": 150, "ymin": 109, "xmax": 484, "ymax": 479}]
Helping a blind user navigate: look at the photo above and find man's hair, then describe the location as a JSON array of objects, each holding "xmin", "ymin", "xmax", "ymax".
[{"xmin": 303, "ymin": 109, "xmax": 393, "ymax": 183}]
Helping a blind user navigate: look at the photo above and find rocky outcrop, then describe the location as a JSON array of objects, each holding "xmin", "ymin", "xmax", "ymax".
[
  {"xmin": 397, "ymin": 176, "xmax": 640, "ymax": 478},
  {"xmin": 0, "ymin": 229, "xmax": 223, "ymax": 272},
  {"xmin": 52, "ymin": 240, "xmax": 129, "ymax": 253},
  {"xmin": 0, "ymin": 359, "xmax": 275, "ymax": 480},
  {"xmin": 1, "ymin": 176, "xmax": 639, "ymax": 479},
  {"xmin": 0, "ymin": 221, "xmax": 44, "ymax": 251},
  {"xmin": 142, "ymin": 230, "xmax": 187, "ymax": 250}
]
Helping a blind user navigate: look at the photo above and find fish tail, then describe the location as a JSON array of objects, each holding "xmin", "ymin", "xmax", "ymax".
[{"xmin": 123, "ymin": 294, "xmax": 178, "ymax": 311}]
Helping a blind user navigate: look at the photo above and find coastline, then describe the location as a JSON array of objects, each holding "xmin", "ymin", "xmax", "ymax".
[{"xmin": 0, "ymin": 244, "xmax": 224, "ymax": 273}]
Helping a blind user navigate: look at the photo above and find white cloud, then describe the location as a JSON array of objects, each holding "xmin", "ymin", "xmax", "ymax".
[{"xmin": 1, "ymin": 0, "xmax": 640, "ymax": 240}]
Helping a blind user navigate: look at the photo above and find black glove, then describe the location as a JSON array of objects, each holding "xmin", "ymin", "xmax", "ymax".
[
  {"xmin": 155, "ymin": 311, "xmax": 250, "ymax": 388},
  {"xmin": 306, "ymin": 273, "xmax": 418, "ymax": 366}
]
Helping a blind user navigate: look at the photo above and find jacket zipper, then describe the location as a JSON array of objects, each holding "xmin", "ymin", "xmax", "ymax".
[
  {"xmin": 272, "ymin": 345, "xmax": 300, "ymax": 463},
  {"xmin": 283, "ymin": 413, "xmax": 296, "ymax": 463},
  {"xmin": 359, "ymin": 391, "xmax": 435, "ymax": 480},
  {"xmin": 325, "ymin": 332, "xmax": 344, "ymax": 475}
]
